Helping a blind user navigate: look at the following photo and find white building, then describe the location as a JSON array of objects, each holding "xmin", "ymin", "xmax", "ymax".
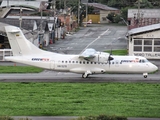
[{"xmin": 127, "ymin": 23, "xmax": 160, "ymax": 59}]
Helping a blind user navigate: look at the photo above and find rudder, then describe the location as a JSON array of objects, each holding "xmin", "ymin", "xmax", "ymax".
[{"xmin": 5, "ymin": 26, "xmax": 43, "ymax": 56}]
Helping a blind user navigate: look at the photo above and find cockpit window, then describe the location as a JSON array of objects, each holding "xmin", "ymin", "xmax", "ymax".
[
  {"xmin": 142, "ymin": 60, "xmax": 145, "ymax": 63},
  {"xmin": 139, "ymin": 59, "xmax": 148, "ymax": 63}
]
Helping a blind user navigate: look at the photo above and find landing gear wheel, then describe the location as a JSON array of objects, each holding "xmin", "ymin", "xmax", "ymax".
[
  {"xmin": 143, "ymin": 73, "xmax": 148, "ymax": 78},
  {"xmin": 144, "ymin": 75, "xmax": 147, "ymax": 78},
  {"xmin": 82, "ymin": 73, "xmax": 89, "ymax": 78}
]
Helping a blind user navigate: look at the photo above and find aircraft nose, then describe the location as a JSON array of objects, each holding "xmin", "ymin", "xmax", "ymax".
[{"xmin": 152, "ymin": 64, "xmax": 158, "ymax": 71}]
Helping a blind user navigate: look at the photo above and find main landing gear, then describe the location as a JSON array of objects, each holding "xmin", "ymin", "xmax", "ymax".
[
  {"xmin": 143, "ymin": 73, "xmax": 148, "ymax": 78},
  {"xmin": 82, "ymin": 73, "xmax": 89, "ymax": 78},
  {"xmin": 82, "ymin": 71, "xmax": 92, "ymax": 78}
]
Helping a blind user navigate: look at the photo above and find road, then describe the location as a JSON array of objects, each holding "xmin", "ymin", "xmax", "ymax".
[{"xmin": 46, "ymin": 24, "xmax": 128, "ymax": 54}]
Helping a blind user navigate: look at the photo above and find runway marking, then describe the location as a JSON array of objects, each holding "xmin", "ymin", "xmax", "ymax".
[
  {"xmin": 81, "ymin": 29, "xmax": 109, "ymax": 53},
  {"xmin": 100, "ymin": 29, "xmax": 110, "ymax": 36}
]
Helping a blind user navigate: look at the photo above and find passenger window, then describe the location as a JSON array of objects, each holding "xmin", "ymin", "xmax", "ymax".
[
  {"xmin": 76, "ymin": 61, "xmax": 78, "ymax": 63},
  {"xmin": 94, "ymin": 62, "xmax": 96, "ymax": 64},
  {"xmin": 112, "ymin": 62, "xmax": 114, "ymax": 64},
  {"xmin": 91, "ymin": 62, "xmax": 93, "ymax": 64},
  {"xmin": 80, "ymin": 61, "xmax": 82, "ymax": 64},
  {"xmin": 65, "ymin": 61, "xmax": 67, "ymax": 63},
  {"xmin": 87, "ymin": 61, "xmax": 89, "ymax": 64},
  {"xmin": 69, "ymin": 61, "xmax": 71, "ymax": 63},
  {"xmin": 83, "ymin": 61, "xmax": 85, "ymax": 64},
  {"xmin": 72, "ymin": 61, "xmax": 75, "ymax": 63},
  {"xmin": 62, "ymin": 61, "xmax": 64, "ymax": 63}
]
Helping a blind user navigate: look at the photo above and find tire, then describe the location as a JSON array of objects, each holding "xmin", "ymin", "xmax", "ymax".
[{"xmin": 144, "ymin": 75, "xmax": 147, "ymax": 78}]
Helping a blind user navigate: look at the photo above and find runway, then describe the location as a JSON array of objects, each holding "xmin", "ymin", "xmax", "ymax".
[{"xmin": 0, "ymin": 72, "xmax": 159, "ymax": 83}]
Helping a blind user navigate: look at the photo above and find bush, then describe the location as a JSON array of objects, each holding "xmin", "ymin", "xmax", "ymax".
[
  {"xmin": 107, "ymin": 12, "xmax": 115, "ymax": 23},
  {"xmin": 0, "ymin": 116, "xmax": 14, "ymax": 120},
  {"xmin": 0, "ymin": 116, "xmax": 32, "ymax": 120},
  {"xmin": 74, "ymin": 115, "xmax": 128, "ymax": 120},
  {"xmin": 107, "ymin": 13, "xmax": 121, "ymax": 23}
]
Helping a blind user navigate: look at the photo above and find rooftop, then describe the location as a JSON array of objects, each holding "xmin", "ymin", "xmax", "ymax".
[
  {"xmin": 127, "ymin": 23, "xmax": 160, "ymax": 35},
  {"xmin": 83, "ymin": 3, "xmax": 118, "ymax": 11},
  {"xmin": 1, "ymin": 0, "xmax": 47, "ymax": 9}
]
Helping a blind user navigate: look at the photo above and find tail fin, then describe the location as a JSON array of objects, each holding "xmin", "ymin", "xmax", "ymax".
[{"xmin": 5, "ymin": 26, "xmax": 43, "ymax": 56}]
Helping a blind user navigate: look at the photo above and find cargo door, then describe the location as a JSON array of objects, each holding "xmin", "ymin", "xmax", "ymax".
[{"xmin": 50, "ymin": 60, "xmax": 55, "ymax": 69}]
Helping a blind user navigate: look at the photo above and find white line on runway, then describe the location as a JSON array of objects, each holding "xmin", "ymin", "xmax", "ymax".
[{"xmin": 81, "ymin": 29, "xmax": 109, "ymax": 53}]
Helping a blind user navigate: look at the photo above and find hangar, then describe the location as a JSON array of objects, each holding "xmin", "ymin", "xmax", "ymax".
[{"xmin": 127, "ymin": 23, "xmax": 160, "ymax": 59}]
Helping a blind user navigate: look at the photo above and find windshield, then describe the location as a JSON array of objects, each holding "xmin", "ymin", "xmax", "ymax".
[{"xmin": 139, "ymin": 58, "xmax": 149, "ymax": 63}]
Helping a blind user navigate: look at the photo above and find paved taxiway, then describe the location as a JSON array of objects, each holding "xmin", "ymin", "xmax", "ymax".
[{"xmin": 0, "ymin": 72, "xmax": 159, "ymax": 83}]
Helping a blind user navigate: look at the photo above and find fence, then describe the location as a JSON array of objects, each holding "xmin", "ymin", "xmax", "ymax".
[{"xmin": 0, "ymin": 49, "xmax": 12, "ymax": 61}]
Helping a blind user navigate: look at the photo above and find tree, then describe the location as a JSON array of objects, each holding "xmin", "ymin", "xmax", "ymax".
[{"xmin": 134, "ymin": 0, "xmax": 153, "ymax": 8}]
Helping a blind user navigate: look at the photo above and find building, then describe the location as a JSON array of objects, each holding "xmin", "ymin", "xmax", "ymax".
[
  {"xmin": 128, "ymin": 9, "xmax": 160, "ymax": 30},
  {"xmin": 127, "ymin": 23, "xmax": 160, "ymax": 59},
  {"xmin": 82, "ymin": 3, "xmax": 119, "ymax": 24}
]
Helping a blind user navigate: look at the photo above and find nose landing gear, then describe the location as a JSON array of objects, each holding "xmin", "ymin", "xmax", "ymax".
[{"xmin": 143, "ymin": 73, "xmax": 148, "ymax": 78}]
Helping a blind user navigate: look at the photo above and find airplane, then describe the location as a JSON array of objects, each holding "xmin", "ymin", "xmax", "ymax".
[{"xmin": 4, "ymin": 26, "xmax": 158, "ymax": 78}]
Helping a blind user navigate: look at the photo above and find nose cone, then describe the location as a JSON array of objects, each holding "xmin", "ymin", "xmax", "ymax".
[{"xmin": 152, "ymin": 64, "xmax": 158, "ymax": 72}]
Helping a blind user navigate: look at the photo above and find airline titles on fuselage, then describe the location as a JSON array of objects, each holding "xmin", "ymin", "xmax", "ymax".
[{"xmin": 32, "ymin": 58, "xmax": 50, "ymax": 61}]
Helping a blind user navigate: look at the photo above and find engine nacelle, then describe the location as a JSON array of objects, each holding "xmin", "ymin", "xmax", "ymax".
[{"xmin": 90, "ymin": 52, "xmax": 109, "ymax": 63}]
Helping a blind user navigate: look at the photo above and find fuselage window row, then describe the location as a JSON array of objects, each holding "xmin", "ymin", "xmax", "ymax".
[
  {"xmin": 60, "ymin": 60, "xmax": 147, "ymax": 65},
  {"xmin": 60, "ymin": 61, "xmax": 117, "ymax": 65}
]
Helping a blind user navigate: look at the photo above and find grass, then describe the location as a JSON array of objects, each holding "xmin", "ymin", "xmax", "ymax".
[
  {"xmin": 0, "ymin": 66, "xmax": 43, "ymax": 73},
  {"xmin": 0, "ymin": 83, "xmax": 159, "ymax": 117},
  {"xmin": 105, "ymin": 49, "xmax": 128, "ymax": 55}
]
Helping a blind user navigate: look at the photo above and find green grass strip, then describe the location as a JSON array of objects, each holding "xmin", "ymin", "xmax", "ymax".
[
  {"xmin": 0, "ymin": 83, "xmax": 159, "ymax": 117},
  {"xmin": 0, "ymin": 66, "xmax": 43, "ymax": 73},
  {"xmin": 105, "ymin": 49, "xmax": 128, "ymax": 55}
]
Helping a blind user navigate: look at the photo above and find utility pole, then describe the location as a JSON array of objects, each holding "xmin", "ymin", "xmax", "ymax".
[
  {"xmin": 64, "ymin": 0, "xmax": 66, "ymax": 24},
  {"xmin": 86, "ymin": 0, "xmax": 88, "ymax": 23},
  {"xmin": 64, "ymin": 0, "xmax": 66, "ymax": 34},
  {"xmin": 137, "ymin": 0, "xmax": 140, "ymax": 27},
  {"xmin": 59, "ymin": 0, "xmax": 61, "ymax": 9},
  {"xmin": 19, "ymin": 6, "xmax": 22, "ymax": 29},
  {"xmin": 40, "ymin": 8, "xmax": 43, "ymax": 33},
  {"xmin": 7, "ymin": 0, "xmax": 9, "ymax": 8},
  {"xmin": 52, "ymin": 0, "xmax": 56, "ymax": 42},
  {"xmin": 78, "ymin": 0, "xmax": 80, "ymax": 26}
]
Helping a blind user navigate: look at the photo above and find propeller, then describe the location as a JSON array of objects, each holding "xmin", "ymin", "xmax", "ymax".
[{"xmin": 107, "ymin": 48, "xmax": 114, "ymax": 67}]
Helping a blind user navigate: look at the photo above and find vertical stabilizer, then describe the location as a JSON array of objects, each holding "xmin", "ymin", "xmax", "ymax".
[{"xmin": 5, "ymin": 26, "xmax": 43, "ymax": 56}]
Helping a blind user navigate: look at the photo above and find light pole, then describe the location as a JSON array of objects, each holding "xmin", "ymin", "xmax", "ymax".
[
  {"xmin": 78, "ymin": 0, "xmax": 80, "ymax": 26},
  {"xmin": 86, "ymin": 0, "xmax": 88, "ymax": 23},
  {"xmin": 7, "ymin": 0, "xmax": 9, "ymax": 8},
  {"xmin": 19, "ymin": 6, "xmax": 22, "ymax": 29}
]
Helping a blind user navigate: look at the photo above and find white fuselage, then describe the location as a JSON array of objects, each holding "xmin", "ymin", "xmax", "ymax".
[
  {"xmin": 5, "ymin": 53, "xmax": 158, "ymax": 74},
  {"xmin": 4, "ymin": 25, "xmax": 158, "ymax": 78}
]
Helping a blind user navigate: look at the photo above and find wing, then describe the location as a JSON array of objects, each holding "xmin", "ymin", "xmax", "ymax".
[{"xmin": 79, "ymin": 48, "xmax": 97, "ymax": 60}]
